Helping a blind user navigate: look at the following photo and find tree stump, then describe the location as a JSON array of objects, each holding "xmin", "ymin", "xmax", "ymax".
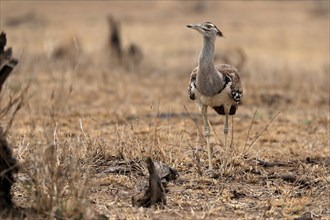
[{"xmin": 131, "ymin": 157, "xmax": 167, "ymax": 207}]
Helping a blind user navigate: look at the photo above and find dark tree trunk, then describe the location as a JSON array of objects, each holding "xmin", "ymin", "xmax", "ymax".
[{"xmin": 0, "ymin": 32, "xmax": 19, "ymax": 210}]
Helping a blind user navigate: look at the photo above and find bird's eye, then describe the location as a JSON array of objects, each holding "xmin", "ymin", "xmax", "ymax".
[{"xmin": 205, "ymin": 25, "xmax": 212, "ymax": 29}]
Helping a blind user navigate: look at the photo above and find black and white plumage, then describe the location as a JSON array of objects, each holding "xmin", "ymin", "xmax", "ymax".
[{"xmin": 187, "ymin": 22, "xmax": 243, "ymax": 170}]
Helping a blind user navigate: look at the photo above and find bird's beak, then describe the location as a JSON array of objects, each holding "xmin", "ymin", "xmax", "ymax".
[
  {"xmin": 186, "ymin": 24, "xmax": 200, "ymax": 30},
  {"xmin": 186, "ymin": 24, "xmax": 204, "ymax": 35}
]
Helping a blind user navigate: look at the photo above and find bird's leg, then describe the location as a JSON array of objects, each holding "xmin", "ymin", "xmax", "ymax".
[
  {"xmin": 230, "ymin": 115, "xmax": 234, "ymax": 148},
  {"xmin": 201, "ymin": 105, "xmax": 212, "ymax": 170},
  {"xmin": 224, "ymin": 113, "xmax": 229, "ymax": 150}
]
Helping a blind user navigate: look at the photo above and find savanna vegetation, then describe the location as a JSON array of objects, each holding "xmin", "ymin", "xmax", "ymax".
[{"xmin": 0, "ymin": 1, "xmax": 329, "ymax": 219}]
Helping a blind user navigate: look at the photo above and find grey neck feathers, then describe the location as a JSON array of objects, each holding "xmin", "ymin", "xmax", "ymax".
[
  {"xmin": 196, "ymin": 36, "xmax": 224, "ymax": 96},
  {"xmin": 198, "ymin": 37, "xmax": 216, "ymax": 72}
]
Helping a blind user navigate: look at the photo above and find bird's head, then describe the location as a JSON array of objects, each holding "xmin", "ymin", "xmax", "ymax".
[{"xmin": 186, "ymin": 22, "xmax": 223, "ymax": 39}]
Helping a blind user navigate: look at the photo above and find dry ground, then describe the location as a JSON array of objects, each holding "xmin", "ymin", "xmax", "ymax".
[{"xmin": 0, "ymin": 1, "xmax": 329, "ymax": 219}]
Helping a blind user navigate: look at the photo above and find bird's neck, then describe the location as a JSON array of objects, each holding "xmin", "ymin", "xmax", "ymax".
[
  {"xmin": 196, "ymin": 36, "xmax": 225, "ymax": 96},
  {"xmin": 198, "ymin": 36, "xmax": 217, "ymax": 73}
]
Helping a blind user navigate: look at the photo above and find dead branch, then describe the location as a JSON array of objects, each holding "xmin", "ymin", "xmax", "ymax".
[
  {"xmin": 0, "ymin": 127, "xmax": 18, "ymax": 209},
  {"xmin": 132, "ymin": 157, "xmax": 166, "ymax": 207},
  {"xmin": 107, "ymin": 15, "xmax": 122, "ymax": 63},
  {"xmin": 106, "ymin": 15, "xmax": 143, "ymax": 71}
]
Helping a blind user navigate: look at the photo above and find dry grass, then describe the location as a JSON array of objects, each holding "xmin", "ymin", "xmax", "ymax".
[{"xmin": 0, "ymin": 1, "xmax": 329, "ymax": 219}]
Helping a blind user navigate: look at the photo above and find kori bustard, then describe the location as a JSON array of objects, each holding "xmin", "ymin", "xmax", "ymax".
[{"xmin": 187, "ymin": 22, "xmax": 243, "ymax": 170}]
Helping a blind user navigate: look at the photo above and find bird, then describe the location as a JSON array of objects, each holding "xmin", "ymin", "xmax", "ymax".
[{"xmin": 186, "ymin": 22, "xmax": 243, "ymax": 170}]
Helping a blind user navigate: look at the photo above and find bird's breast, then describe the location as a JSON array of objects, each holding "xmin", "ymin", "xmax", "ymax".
[{"xmin": 193, "ymin": 84, "xmax": 234, "ymax": 107}]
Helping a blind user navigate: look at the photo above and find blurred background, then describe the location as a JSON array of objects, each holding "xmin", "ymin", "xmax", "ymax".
[
  {"xmin": 1, "ymin": 0, "xmax": 329, "ymax": 159},
  {"xmin": 1, "ymin": 1, "xmax": 328, "ymax": 108}
]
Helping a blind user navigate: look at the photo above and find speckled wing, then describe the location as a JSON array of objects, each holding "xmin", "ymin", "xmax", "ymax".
[
  {"xmin": 215, "ymin": 64, "xmax": 243, "ymax": 103},
  {"xmin": 188, "ymin": 67, "xmax": 198, "ymax": 100},
  {"xmin": 211, "ymin": 64, "xmax": 243, "ymax": 115}
]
